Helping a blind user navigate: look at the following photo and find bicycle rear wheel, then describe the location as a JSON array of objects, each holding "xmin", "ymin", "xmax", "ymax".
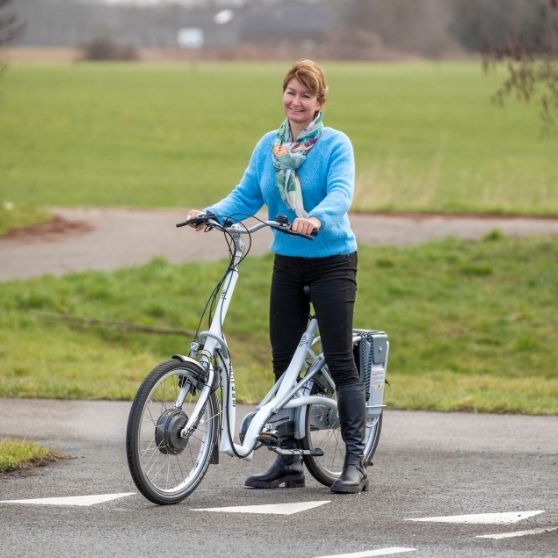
[
  {"xmin": 300, "ymin": 365, "xmax": 382, "ymax": 487},
  {"xmin": 126, "ymin": 359, "xmax": 219, "ymax": 505}
]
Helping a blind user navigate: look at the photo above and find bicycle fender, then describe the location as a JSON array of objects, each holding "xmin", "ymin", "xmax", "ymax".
[
  {"xmin": 294, "ymin": 406, "xmax": 306, "ymax": 440},
  {"xmin": 172, "ymin": 354, "xmax": 206, "ymax": 375}
]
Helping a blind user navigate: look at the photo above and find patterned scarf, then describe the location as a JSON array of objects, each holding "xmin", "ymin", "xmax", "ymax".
[{"xmin": 272, "ymin": 112, "xmax": 324, "ymax": 217}]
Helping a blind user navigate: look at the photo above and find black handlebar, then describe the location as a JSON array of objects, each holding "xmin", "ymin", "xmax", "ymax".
[
  {"xmin": 269, "ymin": 223, "xmax": 318, "ymax": 239},
  {"xmin": 176, "ymin": 217, "xmax": 207, "ymax": 228},
  {"xmin": 176, "ymin": 213, "xmax": 317, "ymax": 240},
  {"xmin": 176, "ymin": 211, "xmax": 219, "ymax": 229}
]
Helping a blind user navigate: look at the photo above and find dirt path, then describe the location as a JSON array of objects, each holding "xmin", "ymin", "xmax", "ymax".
[{"xmin": 1, "ymin": 207, "xmax": 558, "ymax": 281}]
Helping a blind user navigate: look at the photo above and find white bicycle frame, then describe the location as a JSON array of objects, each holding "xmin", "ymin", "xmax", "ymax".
[{"xmin": 173, "ymin": 220, "xmax": 337, "ymax": 461}]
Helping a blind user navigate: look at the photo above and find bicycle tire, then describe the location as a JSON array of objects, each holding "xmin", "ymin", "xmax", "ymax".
[
  {"xmin": 126, "ymin": 359, "xmax": 219, "ymax": 505},
  {"xmin": 300, "ymin": 365, "xmax": 383, "ymax": 487}
]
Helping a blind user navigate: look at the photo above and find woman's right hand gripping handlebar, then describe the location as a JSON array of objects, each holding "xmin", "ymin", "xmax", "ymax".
[{"xmin": 176, "ymin": 209, "xmax": 208, "ymax": 231}]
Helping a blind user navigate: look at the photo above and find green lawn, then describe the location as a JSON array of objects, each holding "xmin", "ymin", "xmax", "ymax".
[
  {"xmin": 1, "ymin": 233, "xmax": 556, "ymax": 414},
  {"xmin": 0, "ymin": 61, "xmax": 556, "ymax": 215},
  {"xmin": 1, "ymin": 61, "xmax": 556, "ymax": 417}
]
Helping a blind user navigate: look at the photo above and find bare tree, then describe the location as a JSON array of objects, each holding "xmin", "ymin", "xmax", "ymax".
[
  {"xmin": 0, "ymin": 0, "xmax": 22, "ymax": 47},
  {"xmin": 333, "ymin": 0, "xmax": 462, "ymax": 59},
  {"xmin": 481, "ymin": 0, "xmax": 558, "ymax": 132},
  {"xmin": 0, "ymin": 0, "xmax": 23, "ymax": 70}
]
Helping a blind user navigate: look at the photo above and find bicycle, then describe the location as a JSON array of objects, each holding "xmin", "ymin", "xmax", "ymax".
[{"xmin": 126, "ymin": 213, "xmax": 389, "ymax": 505}]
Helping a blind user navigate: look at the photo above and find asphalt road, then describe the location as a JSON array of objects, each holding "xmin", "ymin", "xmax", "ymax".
[
  {"xmin": 1, "ymin": 399, "xmax": 557, "ymax": 558},
  {"xmin": 1, "ymin": 211, "xmax": 558, "ymax": 556}
]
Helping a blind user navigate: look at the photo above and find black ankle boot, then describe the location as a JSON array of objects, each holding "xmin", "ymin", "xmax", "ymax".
[
  {"xmin": 244, "ymin": 439, "xmax": 305, "ymax": 489},
  {"xmin": 330, "ymin": 383, "xmax": 369, "ymax": 494}
]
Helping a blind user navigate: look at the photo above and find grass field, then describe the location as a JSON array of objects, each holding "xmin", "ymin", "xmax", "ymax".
[
  {"xmin": 1, "ymin": 61, "xmax": 556, "ymax": 418},
  {"xmin": 1, "ymin": 61, "xmax": 557, "ymax": 215},
  {"xmin": 1, "ymin": 233, "xmax": 556, "ymax": 414}
]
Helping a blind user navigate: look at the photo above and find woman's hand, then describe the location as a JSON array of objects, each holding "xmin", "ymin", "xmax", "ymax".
[
  {"xmin": 185, "ymin": 209, "xmax": 204, "ymax": 230},
  {"xmin": 292, "ymin": 216, "xmax": 321, "ymax": 236}
]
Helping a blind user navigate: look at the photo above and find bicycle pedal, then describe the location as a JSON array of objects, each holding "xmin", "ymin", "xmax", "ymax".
[
  {"xmin": 272, "ymin": 447, "xmax": 324, "ymax": 457},
  {"xmin": 305, "ymin": 448, "xmax": 324, "ymax": 457}
]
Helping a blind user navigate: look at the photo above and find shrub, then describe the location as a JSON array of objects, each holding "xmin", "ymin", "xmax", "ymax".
[{"xmin": 78, "ymin": 36, "xmax": 139, "ymax": 62}]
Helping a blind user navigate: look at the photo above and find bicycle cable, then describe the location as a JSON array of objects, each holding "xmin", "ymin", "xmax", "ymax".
[
  {"xmin": 191, "ymin": 214, "xmax": 252, "ymax": 343},
  {"xmin": 210, "ymin": 215, "xmax": 252, "ymax": 330}
]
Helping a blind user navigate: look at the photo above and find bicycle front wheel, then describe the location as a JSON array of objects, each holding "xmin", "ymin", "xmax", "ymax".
[
  {"xmin": 300, "ymin": 369, "xmax": 383, "ymax": 487},
  {"xmin": 126, "ymin": 359, "xmax": 219, "ymax": 505}
]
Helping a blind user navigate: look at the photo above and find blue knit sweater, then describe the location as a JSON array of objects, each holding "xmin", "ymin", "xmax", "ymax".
[{"xmin": 206, "ymin": 127, "xmax": 357, "ymax": 258}]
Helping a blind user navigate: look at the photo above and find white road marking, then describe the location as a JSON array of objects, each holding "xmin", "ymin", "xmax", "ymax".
[
  {"xmin": 191, "ymin": 500, "xmax": 330, "ymax": 515},
  {"xmin": 0, "ymin": 493, "xmax": 136, "ymax": 507},
  {"xmin": 313, "ymin": 548, "xmax": 416, "ymax": 558},
  {"xmin": 476, "ymin": 526, "xmax": 558, "ymax": 540},
  {"xmin": 406, "ymin": 510, "xmax": 544, "ymax": 524}
]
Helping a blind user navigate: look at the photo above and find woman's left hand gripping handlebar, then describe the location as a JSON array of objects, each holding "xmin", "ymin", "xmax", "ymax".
[{"xmin": 291, "ymin": 216, "xmax": 321, "ymax": 237}]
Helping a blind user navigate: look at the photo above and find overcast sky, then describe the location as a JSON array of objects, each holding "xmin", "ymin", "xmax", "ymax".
[
  {"xmin": 99, "ymin": 0, "xmax": 250, "ymax": 6},
  {"xmin": 97, "ymin": 0, "xmax": 319, "ymax": 6}
]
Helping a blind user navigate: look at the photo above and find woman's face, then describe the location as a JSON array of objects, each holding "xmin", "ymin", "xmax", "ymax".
[{"xmin": 282, "ymin": 78, "xmax": 323, "ymax": 132}]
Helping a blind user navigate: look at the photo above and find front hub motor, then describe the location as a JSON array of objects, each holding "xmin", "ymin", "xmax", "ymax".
[{"xmin": 155, "ymin": 408, "xmax": 189, "ymax": 455}]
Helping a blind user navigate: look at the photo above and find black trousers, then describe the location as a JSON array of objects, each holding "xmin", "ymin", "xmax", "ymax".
[{"xmin": 269, "ymin": 252, "xmax": 360, "ymax": 387}]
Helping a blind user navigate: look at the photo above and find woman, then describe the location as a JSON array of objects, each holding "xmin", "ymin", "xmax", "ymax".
[{"xmin": 186, "ymin": 59, "xmax": 367, "ymax": 494}]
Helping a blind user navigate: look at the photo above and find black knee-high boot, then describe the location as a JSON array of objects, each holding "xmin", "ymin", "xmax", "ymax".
[
  {"xmin": 330, "ymin": 383, "xmax": 369, "ymax": 494},
  {"xmin": 244, "ymin": 438, "xmax": 305, "ymax": 489}
]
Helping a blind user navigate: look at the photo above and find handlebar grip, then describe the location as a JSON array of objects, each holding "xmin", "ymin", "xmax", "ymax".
[
  {"xmin": 274, "ymin": 214, "xmax": 318, "ymax": 239},
  {"xmin": 176, "ymin": 212, "xmax": 216, "ymax": 228},
  {"xmin": 270, "ymin": 224, "xmax": 316, "ymax": 240},
  {"xmin": 176, "ymin": 217, "xmax": 208, "ymax": 228},
  {"xmin": 298, "ymin": 228, "xmax": 318, "ymax": 240}
]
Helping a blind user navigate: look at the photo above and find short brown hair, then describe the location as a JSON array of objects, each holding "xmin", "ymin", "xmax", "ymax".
[{"xmin": 282, "ymin": 59, "xmax": 328, "ymax": 103}]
